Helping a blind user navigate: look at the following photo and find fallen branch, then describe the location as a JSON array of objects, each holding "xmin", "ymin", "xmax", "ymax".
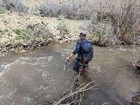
[
  {"xmin": 130, "ymin": 61, "xmax": 140, "ymax": 68},
  {"xmin": 53, "ymin": 81, "xmax": 97, "ymax": 105}
]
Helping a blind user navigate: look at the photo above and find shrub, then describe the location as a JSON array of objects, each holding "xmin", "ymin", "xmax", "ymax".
[
  {"xmin": 88, "ymin": 20, "xmax": 113, "ymax": 46},
  {"xmin": 38, "ymin": 0, "xmax": 93, "ymax": 19},
  {"xmin": 57, "ymin": 15, "xmax": 68, "ymax": 37},
  {"xmin": 1, "ymin": 0, "xmax": 28, "ymax": 12},
  {"xmin": 113, "ymin": 0, "xmax": 140, "ymax": 44},
  {"xmin": 89, "ymin": 0, "xmax": 140, "ymax": 45}
]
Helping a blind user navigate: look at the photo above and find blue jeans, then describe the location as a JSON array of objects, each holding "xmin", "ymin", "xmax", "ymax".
[
  {"xmin": 73, "ymin": 58, "xmax": 91, "ymax": 72},
  {"xmin": 73, "ymin": 59, "xmax": 81, "ymax": 72}
]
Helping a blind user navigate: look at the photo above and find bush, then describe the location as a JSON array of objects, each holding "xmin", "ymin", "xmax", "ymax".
[
  {"xmin": 89, "ymin": 0, "xmax": 140, "ymax": 45},
  {"xmin": 113, "ymin": 0, "xmax": 140, "ymax": 44},
  {"xmin": 38, "ymin": 0, "xmax": 93, "ymax": 19},
  {"xmin": 57, "ymin": 15, "xmax": 68, "ymax": 37},
  {"xmin": 88, "ymin": 20, "xmax": 113, "ymax": 46},
  {"xmin": 1, "ymin": 0, "xmax": 28, "ymax": 12}
]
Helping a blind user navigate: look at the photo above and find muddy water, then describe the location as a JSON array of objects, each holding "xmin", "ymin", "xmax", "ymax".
[{"xmin": 0, "ymin": 42, "xmax": 140, "ymax": 105}]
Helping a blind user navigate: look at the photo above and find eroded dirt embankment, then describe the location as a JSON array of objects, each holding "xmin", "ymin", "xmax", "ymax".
[{"xmin": 0, "ymin": 10, "xmax": 89, "ymax": 53}]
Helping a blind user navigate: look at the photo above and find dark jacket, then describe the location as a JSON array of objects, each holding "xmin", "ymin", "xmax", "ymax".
[{"xmin": 73, "ymin": 39, "xmax": 93, "ymax": 61}]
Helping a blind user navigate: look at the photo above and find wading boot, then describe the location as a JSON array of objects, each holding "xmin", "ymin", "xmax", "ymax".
[{"xmin": 83, "ymin": 64, "xmax": 88, "ymax": 72}]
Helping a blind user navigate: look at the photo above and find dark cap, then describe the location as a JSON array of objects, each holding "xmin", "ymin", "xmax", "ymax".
[{"xmin": 79, "ymin": 32, "xmax": 86, "ymax": 36}]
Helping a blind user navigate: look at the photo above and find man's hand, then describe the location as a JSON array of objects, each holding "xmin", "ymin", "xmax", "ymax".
[
  {"xmin": 66, "ymin": 57, "xmax": 70, "ymax": 62},
  {"xmin": 66, "ymin": 53, "xmax": 74, "ymax": 62}
]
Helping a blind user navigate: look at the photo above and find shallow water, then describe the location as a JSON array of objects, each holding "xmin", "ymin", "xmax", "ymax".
[{"xmin": 0, "ymin": 43, "xmax": 140, "ymax": 105}]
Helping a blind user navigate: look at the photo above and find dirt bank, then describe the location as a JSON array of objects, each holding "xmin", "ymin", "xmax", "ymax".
[{"xmin": 0, "ymin": 10, "xmax": 89, "ymax": 53}]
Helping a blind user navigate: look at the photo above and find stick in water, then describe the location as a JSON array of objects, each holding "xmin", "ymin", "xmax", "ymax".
[{"xmin": 63, "ymin": 61, "xmax": 68, "ymax": 70}]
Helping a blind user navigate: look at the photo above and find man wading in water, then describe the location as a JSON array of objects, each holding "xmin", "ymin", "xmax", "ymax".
[{"xmin": 67, "ymin": 32, "xmax": 93, "ymax": 72}]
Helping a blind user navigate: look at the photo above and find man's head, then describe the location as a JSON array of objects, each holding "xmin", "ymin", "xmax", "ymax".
[{"xmin": 79, "ymin": 32, "xmax": 86, "ymax": 40}]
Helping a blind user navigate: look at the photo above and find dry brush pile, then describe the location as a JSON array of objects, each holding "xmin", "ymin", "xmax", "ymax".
[{"xmin": 53, "ymin": 82, "xmax": 96, "ymax": 105}]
